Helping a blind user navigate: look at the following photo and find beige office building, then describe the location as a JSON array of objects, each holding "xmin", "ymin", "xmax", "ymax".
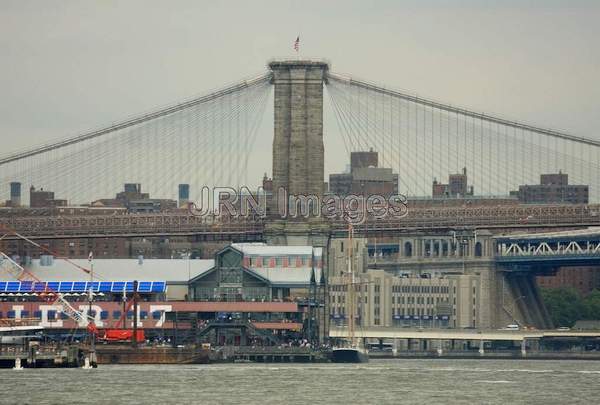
[{"xmin": 329, "ymin": 270, "xmax": 480, "ymax": 329}]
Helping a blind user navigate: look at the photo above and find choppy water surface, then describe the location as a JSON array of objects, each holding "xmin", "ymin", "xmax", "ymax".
[{"xmin": 1, "ymin": 359, "xmax": 599, "ymax": 404}]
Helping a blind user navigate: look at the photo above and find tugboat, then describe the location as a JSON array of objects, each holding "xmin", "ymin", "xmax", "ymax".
[{"xmin": 331, "ymin": 224, "xmax": 368, "ymax": 363}]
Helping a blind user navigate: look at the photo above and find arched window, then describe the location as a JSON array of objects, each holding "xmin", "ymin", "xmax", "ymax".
[
  {"xmin": 404, "ymin": 241, "xmax": 412, "ymax": 257},
  {"xmin": 474, "ymin": 242, "xmax": 483, "ymax": 257}
]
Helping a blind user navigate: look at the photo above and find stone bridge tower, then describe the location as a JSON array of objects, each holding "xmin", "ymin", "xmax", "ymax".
[{"xmin": 265, "ymin": 60, "xmax": 330, "ymax": 247}]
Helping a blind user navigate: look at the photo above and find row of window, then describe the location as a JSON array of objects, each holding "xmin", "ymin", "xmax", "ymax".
[
  {"xmin": 401, "ymin": 241, "xmax": 483, "ymax": 257},
  {"xmin": 392, "ymin": 296, "xmax": 446, "ymax": 305},
  {"xmin": 392, "ymin": 285, "xmax": 450, "ymax": 294},
  {"xmin": 247, "ymin": 256, "xmax": 316, "ymax": 268},
  {"xmin": 1, "ymin": 310, "xmax": 164, "ymax": 320}
]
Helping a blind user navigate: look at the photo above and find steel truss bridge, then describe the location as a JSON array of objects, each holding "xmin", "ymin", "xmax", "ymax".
[{"xmin": 496, "ymin": 227, "xmax": 600, "ymax": 269}]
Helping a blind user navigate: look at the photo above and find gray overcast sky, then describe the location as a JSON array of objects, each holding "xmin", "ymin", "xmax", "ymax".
[{"xmin": 1, "ymin": 0, "xmax": 599, "ymax": 185}]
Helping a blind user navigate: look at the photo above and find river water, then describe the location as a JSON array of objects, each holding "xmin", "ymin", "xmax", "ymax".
[{"xmin": 1, "ymin": 359, "xmax": 599, "ymax": 404}]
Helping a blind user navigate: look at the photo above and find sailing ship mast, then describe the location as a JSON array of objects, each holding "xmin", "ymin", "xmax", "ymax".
[
  {"xmin": 331, "ymin": 222, "xmax": 368, "ymax": 362},
  {"xmin": 347, "ymin": 223, "xmax": 355, "ymax": 348}
]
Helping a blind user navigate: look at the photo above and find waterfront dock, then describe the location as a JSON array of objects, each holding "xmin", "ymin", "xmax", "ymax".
[
  {"xmin": 0, "ymin": 344, "xmax": 85, "ymax": 368},
  {"xmin": 229, "ymin": 346, "xmax": 330, "ymax": 363}
]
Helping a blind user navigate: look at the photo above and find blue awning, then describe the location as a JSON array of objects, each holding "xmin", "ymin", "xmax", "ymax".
[{"xmin": 0, "ymin": 281, "xmax": 166, "ymax": 293}]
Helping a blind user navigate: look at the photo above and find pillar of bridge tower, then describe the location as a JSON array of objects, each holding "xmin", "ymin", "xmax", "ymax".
[
  {"xmin": 265, "ymin": 59, "xmax": 330, "ymax": 246},
  {"xmin": 268, "ymin": 60, "xmax": 328, "ymax": 217}
]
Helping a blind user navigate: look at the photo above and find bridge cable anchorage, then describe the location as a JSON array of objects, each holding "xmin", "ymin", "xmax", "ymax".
[
  {"xmin": 0, "ymin": 72, "xmax": 273, "ymax": 167},
  {"xmin": 326, "ymin": 72, "xmax": 600, "ymax": 148}
]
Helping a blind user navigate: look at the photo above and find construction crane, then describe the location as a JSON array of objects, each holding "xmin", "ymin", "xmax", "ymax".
[
  {"xmin": 0, "ymin": 225, "xmax": 140, "ymax": 343},
  {"xmin": 0, "ymin": 250, "xmax": 97, "ymax": 335}
]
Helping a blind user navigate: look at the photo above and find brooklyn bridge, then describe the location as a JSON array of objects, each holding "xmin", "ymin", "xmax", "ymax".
[{"xmin": 1, "ymin": 59, "xmax": 600, "ymax": 330}]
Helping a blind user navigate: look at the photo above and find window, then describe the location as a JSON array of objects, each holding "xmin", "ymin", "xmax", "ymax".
[
  {"xmin": 113, "ymin": 311, "xmax": 122, "ymax": 319},
  {"xmin": 404, "ymin": 242, "xmax": 412, "ymax": 257},
  {"xmin": 474, "ymin": 242, "xmax": 483, "ymax": 257},
  {"xmin": 152, "ymin": 311, "xmax": 162, "ymax": 320},
  {"xmin": 100, "ymin": 311, "xmax": 109, "ymax": 320}
]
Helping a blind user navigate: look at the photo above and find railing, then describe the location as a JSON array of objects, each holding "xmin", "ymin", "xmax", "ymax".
[
  {"xmin": 0, "ymin": 203, "xmax": 599, "ymax": 238},
  {"xmin": 498, "ymin": 240, "xmax": 600, "ymax": 257}
]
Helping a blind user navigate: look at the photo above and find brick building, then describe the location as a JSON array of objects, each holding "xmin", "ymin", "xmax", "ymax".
[
  {"xmin": 329, "ymin": 150, "xmax": 399, "ymax": 197},
  {"xmin": 432, "ymin": 168, "xmax": 474, "ymax": 198},
  {"xmin": 511, "ymin": 171, "xmax": 588, "ymax": 204},
  {"xmin": 537, "ymin": 266, "xmax": 600, "ymax": 296},
  {"xmin": 29, "ymin": 186, "xmax": 67, "ymax": 208}
]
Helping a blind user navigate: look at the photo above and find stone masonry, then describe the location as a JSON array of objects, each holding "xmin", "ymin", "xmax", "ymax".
[{"xmin": 268, "ymin": 60, "xmax": 329, "ymax": 217}]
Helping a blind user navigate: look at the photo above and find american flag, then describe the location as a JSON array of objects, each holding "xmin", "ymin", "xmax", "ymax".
[{"xmin": 293, "ymin": 36, "xmax": 299, "ymax": 52}]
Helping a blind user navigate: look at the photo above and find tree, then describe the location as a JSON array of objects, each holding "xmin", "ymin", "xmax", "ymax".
[
  {"xmin": 583, "ymin": 289, "xmax": 600, "ymax": 320},
  {"xmin": 540, "ymin": 287, "xmax": 585, "ymax": 327}
]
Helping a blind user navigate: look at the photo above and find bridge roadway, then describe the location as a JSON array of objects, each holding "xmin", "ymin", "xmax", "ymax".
[
  {"xmin": 329, "ymin": 327, "xmax": 600, "ymax": 342},
  {"xmin": 1, "ymin": 203, "xmax": 599, "ymax": 239}
]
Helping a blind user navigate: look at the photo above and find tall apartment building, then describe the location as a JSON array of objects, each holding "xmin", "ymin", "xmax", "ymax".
[
  {"xmin": 329, "ymin": 150, "xmax": 399, "ymax": 197},
  {"xmin": 511, "ymin": 171, "xmax": 588, "ymax": 204}
]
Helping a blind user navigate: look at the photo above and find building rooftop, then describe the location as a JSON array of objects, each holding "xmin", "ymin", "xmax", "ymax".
[
  {"xmin": 0, "ymin": 258, "xmax": 214, "ymax": 283},
  {"xmin": 231, "ymin": 243, "xmax": 322, "ymax": 257},
  {"xmin": 250, "ymin": 267, "xmax": 322, "ymax": 288}
]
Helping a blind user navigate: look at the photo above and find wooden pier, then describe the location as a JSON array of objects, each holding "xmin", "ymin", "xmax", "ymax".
[
  {"xmin": 0, "ymin": 344, "xmax": 85, "ymax": 368},
  {"xmin": 231, "ymin": 346, "xmax": 330, "ymax": 363}
]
